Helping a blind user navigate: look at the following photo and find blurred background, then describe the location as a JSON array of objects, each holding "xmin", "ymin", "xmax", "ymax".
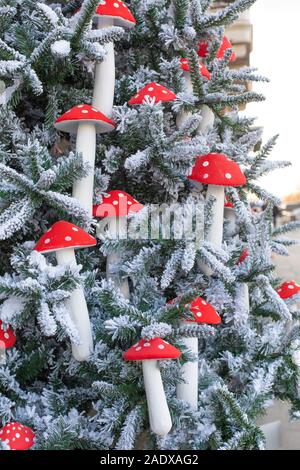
[
  {"xmin": 222, "ymin": 0, "xmax": 300, "ymax": 219},
  {"xmin": 219, "ymin": 0, "xmax": 300, "ymax": 449}
]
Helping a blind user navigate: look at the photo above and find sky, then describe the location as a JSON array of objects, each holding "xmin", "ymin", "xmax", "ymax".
[{"xmin": 245, "ymin": 0, "xmax": 300, "ymax": 198}]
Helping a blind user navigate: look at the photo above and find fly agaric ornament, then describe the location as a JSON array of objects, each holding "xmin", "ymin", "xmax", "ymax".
[
  {"xmin": 124, "ymin": 337, "xmax": 181, "ymax": 436},
  {"xmin": 128, "ymin": 82, "xmax": 176, "ymax": 105},
  {"xmin": 0, "ymin": 422, "xmax": 35, "ymax": 450},
  {"xmin": 34, "ymin": 221, "xmax": 96, "ymax": 361},
  {"xmin": 198, "ymin": 36, "xmax": 236, "ymax": 62},
  {"xmin": 0, "ymin": 320, "xmax": 16, "ymax": 350},
  {"xmin": 177, "ymin": 58, "xmax": 213, "ymax": 134},
  {"xmin": 92, "ymin": 0, "xmax": 136, "ymax": 116},
  {"xmin": 93, "ymin": 190, "xmax": 144, "ymax": 299},
  {"xmin": 55, "ymin": 104, "xmax": 115, "ymax": 216},
  {"xmin": 171, "ymin": 297, "xmax": 221, "ymax": 410},
  {"xmin": 277, "ymin": 281, "xmax": 300, "ymax": 313},
  {"xmin": 189, "ymin": 153, "xmax": 246, "ymax": 275},
  {"xmin": 276, "ymin": 281, "xmax": 300, "ymax": 300}
]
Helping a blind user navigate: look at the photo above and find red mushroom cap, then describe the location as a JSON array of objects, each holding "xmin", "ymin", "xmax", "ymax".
[
  {"xmin": 188, "ymin": 153, "xmax": 246, "ymax": 187},
  {"xmin": 95, "ymin": 0, "xmax": 136, "ymax": 28},
  {"xmin": 55, "ymin": 104, "xmax": 115, "ymax": 134},
  {"xmin": 198, "ymin": 36, "xmax": 236, "ymax": 62},
  {"xmin": 93, "ymin": 190, "xmax": 144, "ymax": 218},
  {"xmin": 189, "ymin": 297, "xmax": 221, "ymax": 325},
  {"xmin": 128, "ymin": 82, "xmax": 176, "ymax": 105},
  {"xmin": 168, "ymin": 296, "xmax": 221, "ymax": 325},
  {"xmin": 0, "ymin": 422, "xmax": 35, "ymax": 450},
  {"xmin": 124, "ymin": 337, "xmax": 181, "ymax": 361},
  {"xmin": 34, "ymin": 221, "xmax": 96, "ymax": 254},
  {"xmin": 238, "ymin": 248, "xmax": 249, "ymax": 265},
  {"xmin": 224, "ymin": 195, "xmax": 234, "ymax": 208},
  {"xmin": 276, "ymin": 281, "xmax": 300, "ymax": 299},
  {"xmin": 217, "ymin": 36, "xmax": 236, "ymax": 62},
  {"xmin": 0, "ymin": 321, "xmax": 16, "ymax": 349},
  {"xmin": 180, "ymin": 59, "xmax": 211, "ymax": 80}
]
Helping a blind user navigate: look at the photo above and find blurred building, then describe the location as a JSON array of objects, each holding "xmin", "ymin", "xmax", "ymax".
[{"xmin": 213, "ymin": 1, "xmax": 253, "ymax": 68}]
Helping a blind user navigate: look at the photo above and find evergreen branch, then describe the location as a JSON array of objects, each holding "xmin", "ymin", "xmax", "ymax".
[{"xmin": 71, "ymin": 0, "xmax": 99, "ymax": 48}]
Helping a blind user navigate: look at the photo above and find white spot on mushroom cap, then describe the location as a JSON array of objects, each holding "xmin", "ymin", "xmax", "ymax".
[
  {"xmin": 4, "ymin": 333, "xmax": 9, "ymax": 339},
  {"xmin": 196, "ymin": 312, "xmax": 202, "ymax": 317},
  {"xmin": 128, "ymin": 201, "xmax": 132, "ymax": 205},
  {"xmin": 135, "ymin": 347, "xmax": 142, "ymax": 351},
  {"xmin": 112, "ymin": 201, "xmax": 118, "ymax": 205},
  {"xmin": 288, "ymin": 284, "xmax": 295, "ymax": 289},
  {"xmin": 225, "ymin": 173, "xmax": 232, "ymax": 179},
  {"xmin": 158, "ymin": 344, "xmax": 165, "ymax": 350},
  {"xmin": 44, "ymin": 238, "xmax": 51, "ymax": 244},
  {"xmin": 144, "ymin": 342, "xmax": 151, "ymax": 347},
  {"xmin": 81, "ymin": 110, "xmax": 89, "ymax": 114},
  {"xmin": 148, "ymin": 87, "xmax": 154, "ymax": 91},
  {"xmin": 65, "ymin": 236, "xmax": 72, "ymax": 242},
  {"xmin": 201, "ymin": 300, "xmax": 207, "ymax": 305},
  {"xmin": 113, "ymin": 2, "xmax": 120, "ymax": 7},
  {"xmin": 203, "ymin": 174, "xmax": 209, "ymax": 179},
  {"xmin": 72, "ymin": 227, "xmax": 79, "ymax": 232},
  {"xmin": 162, "ymin": 90, "xmax": 168, "ymax": 94},
  {"xmin": 202, "ymin": 161, "xmax": 209, "ymax": 167}
]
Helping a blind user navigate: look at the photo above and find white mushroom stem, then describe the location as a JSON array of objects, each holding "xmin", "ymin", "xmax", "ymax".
[
  {"xmin": 238, "ymin": 282, "xmax": 250, "ymax": 315},
  {"xmin": 176, "ymin": 336, "xmax": 198, "ymax": 410},
  {"xmin": 56, "ymin": 248, "xmax": 93, "ymax": 362},
  {"xmin": 74, "ymin": 122, "xmax": 96, "ymax": 216},
  {"xmin": 205, "ymin": 184, "xmax": 225, "ymax": 246},
  {"xmin": 176, "ymin": 71, "xmax": 214, "ymax": 134},
  {"xmin": 199, "ymin": 185, "xmax": 224, "ymax": 276},
  {"xmin": 97, "ymin": 216, "xmax": 130, "ymax": 299},
  {"xmin": 197, "ymin": 104, "xmax": 215, "ymax": 135},
  {"xmin": 142, "ymin": 360, "xmax": 172, "ymax": 436},
  {"xmin": 224, "ymin": 207, "xmax": 236, "ymax": 236},
  {"xmin": 176, "ymin": 71, "xmax": 192, "ymax": 129},
  {"xmin": 92, "ymin": 18, "xmax": 115, "ymax": 117}
]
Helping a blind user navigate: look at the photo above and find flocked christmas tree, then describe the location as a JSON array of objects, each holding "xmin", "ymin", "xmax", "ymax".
[{"xmin": 0, "ymin": 0, "xmax": 300, "ymax": 450}]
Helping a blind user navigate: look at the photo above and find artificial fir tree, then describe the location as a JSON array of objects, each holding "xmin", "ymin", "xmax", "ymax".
[{"xmin": 0, "ymin": 0, "xmax": 300, "ymax": 450}]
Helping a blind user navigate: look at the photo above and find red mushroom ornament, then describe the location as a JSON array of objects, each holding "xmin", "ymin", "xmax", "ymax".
[
  {"xmin": 35, "ymin": 221, "xmax": 96, "ymax": 362},
  {"xmin": 92, "ymin": 0, "xmax": 136, "ymax": 116},
  {"xmin": 198, "ymin": 36, "xmax": 236, "ymax": 62},
  {"xmin": 174, "ymin": 296, "xmax": 221, "ymax": 409},
  {"xmin": 238, "ymin": 248, "xmax": 249, "ymax": 265},
  {"xmin": 276, "ymin": 281, "xmax": 300, "ymax": 313},
  {"xmin": 0, "ymin": 422, "xmax": 35, "ymax": 450},
  {"xmin": 55, "ymin": 104, "xmax": 115, "ymax": 216},
  {"xmin": 176, "ymin": 59, "xmax": 213, "ymax": 135},
  {"xmin": 0, "ymin": 321, "xmax": 16, "ymax": 350},
  {"xmin": 93, "ymin": 191, "xmax": 144, "ymax": 299},
  {"xmin": 276, "ymin": 281, "xmax": 300, "ymax": 300},
  {"xmin": 124, "ymin": 338, "xmax": 181, "ymax": 436},
  {"xmin": 128, "ymin": 82, "xmax": 176, "ymax": 105},
  {"xmin": 188, "ymin": 153, "xmax": 246, "ymax": 275}
]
